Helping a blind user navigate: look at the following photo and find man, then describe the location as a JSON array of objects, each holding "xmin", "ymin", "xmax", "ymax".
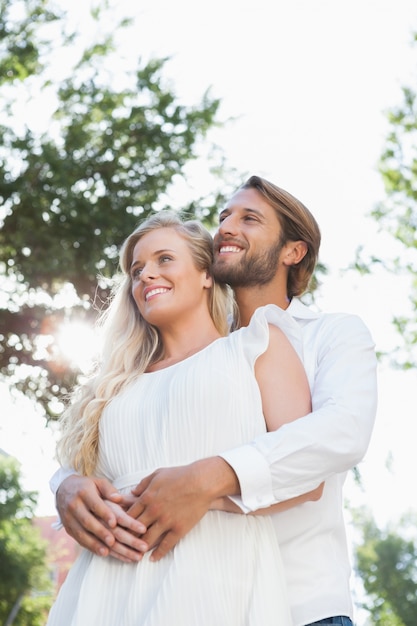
[{"xmin": 52, "ymin": 175, "xmax": 377, "ymax": 626}]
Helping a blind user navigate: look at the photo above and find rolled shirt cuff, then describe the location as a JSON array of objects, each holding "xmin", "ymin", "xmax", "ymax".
[{"xmin": 219, "ymin": 444, "xmax": 274, "ymax": 513}]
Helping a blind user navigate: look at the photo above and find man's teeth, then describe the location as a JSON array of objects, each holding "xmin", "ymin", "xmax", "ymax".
[{"xmin": 220, "ymin": 246, "xmax": 241, "ymax": 253}]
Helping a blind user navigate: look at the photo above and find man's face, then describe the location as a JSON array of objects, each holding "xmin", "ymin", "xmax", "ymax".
[{"xmin": 213, "ymin": 188, "xmax": 284, "ymax": 287}]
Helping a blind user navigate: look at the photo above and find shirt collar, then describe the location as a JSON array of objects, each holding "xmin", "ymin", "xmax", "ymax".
[{"xmin": 287, "ymin": 297, "xmax": 322, "ymax": 320}]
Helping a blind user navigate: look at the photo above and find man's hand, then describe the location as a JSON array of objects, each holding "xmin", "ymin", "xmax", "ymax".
[
  {"xmin": 128, "ymin": 457, "xmax": 240, "ymax": 562},
  {"xmin": 56, "ymin": 474, "xmax": 147, "ymax": 561}
]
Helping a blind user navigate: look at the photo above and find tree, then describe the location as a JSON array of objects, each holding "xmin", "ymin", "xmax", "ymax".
[
  {"xmin": 354, "ymin": 508, "xmax": 417, "ymax": 626},
  {"xmin": 0, "ymin": 0, "xmax": 237, "ymax": 420},
  {"xmin": 0, "ymin": 0, "xmax": 60, "ymax": 84},
  {"xmin": 354, "ymin": 31, "xmax": 417, "ymax": 369},
  {"xmin": 0, "ymin": 454, "xmax": 53, "ymax": 626},
  {"xmin": 348, "ymin": 29, "xmax": 417, "ymax": 626}
]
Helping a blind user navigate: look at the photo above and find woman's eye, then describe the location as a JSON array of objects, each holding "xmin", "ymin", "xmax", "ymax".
[
  {"xmin": 132, "ymin": 267, "xmax": 143, "ymax": 279},
  {"xmin": 160, "ymin": 255, "xmax": 172, "ymax": 263}
]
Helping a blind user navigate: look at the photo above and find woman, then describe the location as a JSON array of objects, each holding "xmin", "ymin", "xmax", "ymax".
[{"xmin": 47, "ymin": 211, "xmax": 317, "ymax": 626}]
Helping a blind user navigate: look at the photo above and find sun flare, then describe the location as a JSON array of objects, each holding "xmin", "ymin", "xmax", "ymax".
[{"xmin": 56, "ymin": 321, "xmax": 100, "ymax": 373}]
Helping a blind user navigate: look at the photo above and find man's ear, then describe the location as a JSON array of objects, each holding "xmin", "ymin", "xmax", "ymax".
[{"xmin": 282, "ymin": 241, "xmax": 308, "ymax": 266}]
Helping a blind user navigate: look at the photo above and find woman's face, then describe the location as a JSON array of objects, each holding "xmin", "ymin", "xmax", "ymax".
[{"xmin": 130, "ymin": 227, "xmax": 212, "ymax": 328}]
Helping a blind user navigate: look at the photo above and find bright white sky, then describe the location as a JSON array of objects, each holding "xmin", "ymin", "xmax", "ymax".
[{"xmin": 2, "ymin": 0, "xmax": 417, "ymax": 571}]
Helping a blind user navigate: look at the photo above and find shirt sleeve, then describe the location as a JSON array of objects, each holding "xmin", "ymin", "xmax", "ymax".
[
  {"xmin": 49, "ymin": 466, "xmax": 76, "ymax": 496},
  {"xmin": 49, "ymin": 466, "xmax": 77, "ymax": 528},
  {"xmin": 220, "ymin": 312, "xmax": 378, "ymax": 512}
]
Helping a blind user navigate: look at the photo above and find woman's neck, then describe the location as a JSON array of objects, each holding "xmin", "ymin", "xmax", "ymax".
[{"xmin": 148, "ymin": 319, "xmax": 222, "ymax": 372}]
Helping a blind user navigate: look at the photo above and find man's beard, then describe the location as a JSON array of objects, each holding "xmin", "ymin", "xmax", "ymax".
[{"xmin": 213, "ymin": 239, "xmax": 284, "ymax": 287}]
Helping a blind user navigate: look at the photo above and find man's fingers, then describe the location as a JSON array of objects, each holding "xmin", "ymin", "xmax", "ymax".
[
  {"xmin": 124, "ymin": 463, "xmax": 217, "ymax": 562},
  {"xmin": 149, "ymin": 531, "xmax": 181, "ymax": 562},
  {"xmin": 126, "ymin": 500, "xmax": 146, "ymax": 520},
  {"xmin": 139, "ymin": 520, "xmax": 165, "ymax": 551},
  {"xmin": 112, "ymin": 527, "xmax": 148, "ymax": 555},
  {"xmin": 131, "ymin": 473, "xmax": 154, "ymax": 497},
  {"xmin": 105, "ymin": 500, "xmax": 146, "ymax": 534}
]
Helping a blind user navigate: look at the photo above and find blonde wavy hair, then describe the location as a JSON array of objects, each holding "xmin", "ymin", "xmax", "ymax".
[{"xmin": 57, "ymin": 211, "xmax": 233, "ymax": 476}]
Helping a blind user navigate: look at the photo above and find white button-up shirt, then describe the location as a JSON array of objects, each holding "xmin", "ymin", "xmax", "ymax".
[{"xmin": 220, "ymin": 298, "xmax": 378, "ymax": 626}]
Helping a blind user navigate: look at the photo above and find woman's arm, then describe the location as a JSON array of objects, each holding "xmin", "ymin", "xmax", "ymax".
[
  {"xmin": 256, "ymin": 323, "xmax": 311, "ymax": 430},
  {"xmin": 212, "ymin": 323, "xmax": 322, "ymax": 515}
]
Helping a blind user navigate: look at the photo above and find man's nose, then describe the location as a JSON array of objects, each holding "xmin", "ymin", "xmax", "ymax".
[{"xmin": 218, "ymin": 214, "xmax": 238, "ymax": 236}]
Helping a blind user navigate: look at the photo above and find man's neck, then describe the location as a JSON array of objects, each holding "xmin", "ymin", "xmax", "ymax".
[{"xmin": 234, "ymin": 284, "xmax": 290, "ymax": 327}]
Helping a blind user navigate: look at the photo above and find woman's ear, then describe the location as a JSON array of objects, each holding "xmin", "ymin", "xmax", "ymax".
[
  {"xmin": 202, "ymin": 270, "xmax": 213, "ymax": 289},
  {"xmin": 282, "ymin": 241, "xmax": 308, "ymax": 266}
]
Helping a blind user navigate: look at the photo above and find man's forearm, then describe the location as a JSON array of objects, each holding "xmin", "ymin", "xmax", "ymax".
[{"xmin": 193, "ymin": 456, "xmax": 241, "ymax": 499}]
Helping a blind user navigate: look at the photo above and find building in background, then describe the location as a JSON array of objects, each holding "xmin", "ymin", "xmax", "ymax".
[{"xmin": 34, "ymin": 517, "xmax": 79, "ymax": 594}]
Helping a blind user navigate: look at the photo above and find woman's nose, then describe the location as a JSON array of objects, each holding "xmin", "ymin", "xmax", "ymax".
[{"xmin": 140, "ymin": 261, "xmax": 158, "ymax": 281}]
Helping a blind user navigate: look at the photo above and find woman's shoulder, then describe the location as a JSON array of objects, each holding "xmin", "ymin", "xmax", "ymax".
[{"xmin": 229, "ymin": 305, "xmax": 303, "ymax": 363}]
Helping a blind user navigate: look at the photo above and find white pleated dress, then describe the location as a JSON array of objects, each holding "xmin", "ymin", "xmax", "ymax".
[{"xmin": 47, "ymin": 305, "xmax": 302, "ymax": 626}]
